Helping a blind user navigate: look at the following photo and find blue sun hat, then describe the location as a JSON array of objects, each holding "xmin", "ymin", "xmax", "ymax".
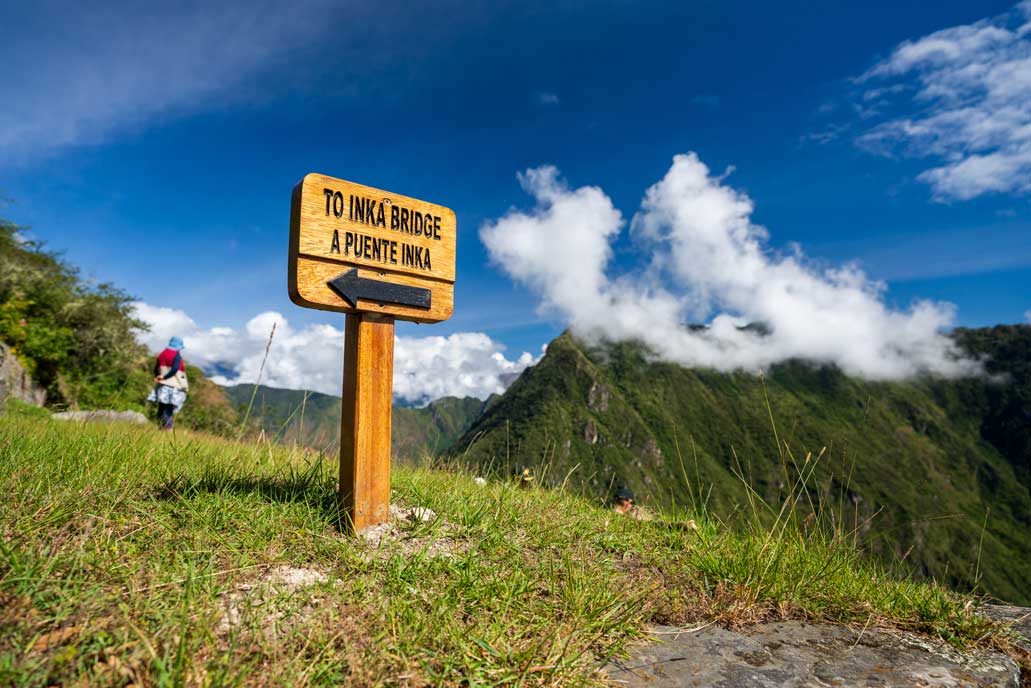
[{"xmin": 168, "ymin": 336, "xmax": 184, "ymax": 351}]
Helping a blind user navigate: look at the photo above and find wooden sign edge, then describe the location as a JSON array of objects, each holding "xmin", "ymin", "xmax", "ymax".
[{"xmin": 288, "ymin": 174, "xmax": 456, "ymax": 324}]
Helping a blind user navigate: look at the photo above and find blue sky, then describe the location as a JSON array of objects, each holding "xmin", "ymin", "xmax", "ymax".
[{"xmin": 1, "ymin": 1, "xmax": 1028, "ymax": 399}]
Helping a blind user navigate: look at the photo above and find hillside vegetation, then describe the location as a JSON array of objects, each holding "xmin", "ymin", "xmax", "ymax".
[
  {"xmin": 0, "ymin": 412, "xmax": 1018, "ymax": 686},
  {"xmin": 453, "ymin": 329, "xmax": 1031, "ymax": 605}
]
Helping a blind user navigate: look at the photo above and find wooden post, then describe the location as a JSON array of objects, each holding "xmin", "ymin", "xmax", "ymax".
[
  {"xmin": 339, "ymin": 312, "xmax": 395, "ymax": 533},
  {"xmin": 289, "ymin": 173, "xmax": 456, "ymax": 532}
]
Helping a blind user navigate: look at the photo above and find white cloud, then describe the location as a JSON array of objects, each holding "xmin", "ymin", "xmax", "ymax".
[
  {"xmin": 855, "ymin": 2, "xmax": 1031, "ymax": 200},
  {"xmin": 481, "ymin": 154, "xmax": 979, "ymax": 380},
  {"xmin": 1025, "ymin": 310, "xmax": 1031, "ymax": 324},
  {"xmin": 394, "ymin": 334, "xmax": 536, "ymax": 404},
  {"xmin": 131, "ymin": 303, "xmax": 535, "ymax": 404},
  {"xmin": 536, "ymin": 92, "xmax": 561, "ymax": 106},
  {"xmin": 0, "ymin": 1, "xmax": 339, "ymax": 159}
]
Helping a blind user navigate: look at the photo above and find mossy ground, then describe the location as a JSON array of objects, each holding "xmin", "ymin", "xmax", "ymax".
[{"xmin": 0, "ymin": 414, "xmax": 1022, "ymax": 686}]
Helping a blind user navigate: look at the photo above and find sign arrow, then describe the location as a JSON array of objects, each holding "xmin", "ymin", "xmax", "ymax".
[{"xmin": 327, "ymin": 268, "xmax": 432, "ymax": 310}]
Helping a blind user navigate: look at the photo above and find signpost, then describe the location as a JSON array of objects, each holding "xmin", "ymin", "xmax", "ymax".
[{"xmin": 289, "ymin": 173, "xmax": 456, "ymax": 532}]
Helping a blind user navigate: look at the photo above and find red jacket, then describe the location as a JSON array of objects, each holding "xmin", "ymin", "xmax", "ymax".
[{"xmin": 154, "ymin": 348, "xmax": 185, "ymax": 374}]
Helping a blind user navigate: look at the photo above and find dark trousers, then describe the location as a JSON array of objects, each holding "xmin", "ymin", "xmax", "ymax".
[{"xmin": 157, "ymin": 403, "xmax": 176, "ymax": 429}]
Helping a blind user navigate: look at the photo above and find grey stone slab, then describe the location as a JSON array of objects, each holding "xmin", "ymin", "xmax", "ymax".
[
  {"xmin": 52, "ymin": 410, "xmax": 148, "ymax": 424},
  {"xmin": 984, "ymin": 605, "xmax": 1031, "ymax": 653},
  {"xmin": 605, "ymin": 621, "xmax": 1020, "ymax": 687}
]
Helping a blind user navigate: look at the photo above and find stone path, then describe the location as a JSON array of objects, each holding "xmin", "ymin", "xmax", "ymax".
[{"xmin": 605, "ymin": 621, "xmax": 1021, "ymax": 687}]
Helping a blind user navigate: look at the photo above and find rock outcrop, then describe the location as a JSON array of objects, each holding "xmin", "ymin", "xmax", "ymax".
[
  {"xmin": 986, "ymin": 605, "xmax": 1031, "ymax": 653},
  {"xmin": 0, "ymin": 341, "xmax": 46, "ymax": 413},
  {"xmin": 606, "ymin": 619, "xmax": 1024, "ymax": 687}
]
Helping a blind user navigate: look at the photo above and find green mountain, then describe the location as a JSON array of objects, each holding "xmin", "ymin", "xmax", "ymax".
[
  {"xmin": 452, "ymin": 327, "xmax": 1031, "ymax": 605},
  {"xmin": 222, "ymin": 384, "xmax": 485, "ymax": 461}
]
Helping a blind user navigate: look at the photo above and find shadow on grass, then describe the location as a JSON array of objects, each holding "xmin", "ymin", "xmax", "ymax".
[{"xmin": 153, "ymin": 457, "xmax": 346, "ymax": 528}]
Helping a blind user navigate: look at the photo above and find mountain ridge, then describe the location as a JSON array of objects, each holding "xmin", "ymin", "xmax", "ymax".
[{"xmin": 451, "ymin": 325, "xmax": 1031, "ymax": 605}]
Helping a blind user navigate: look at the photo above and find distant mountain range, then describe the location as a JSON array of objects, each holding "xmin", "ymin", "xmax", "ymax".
[
  {"xmin": 221, "ymin": 384, "xmax": 486, "ymax": 462},
  {"xmin": 223, "ymin": 325, "xmax": 1031, "ymax": 605}
]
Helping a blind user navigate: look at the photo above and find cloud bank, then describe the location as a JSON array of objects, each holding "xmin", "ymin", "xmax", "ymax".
[
  {"xmin": 132, "ymin": 303, "xmax": 535, "ymax": 404},
  {"xmin": 855, "ymin": 1, "xmax": 1031, "ymax": 200},
  {"xmin": 481, "ymin": 154, "xmax": 978, "ymax": 380}
]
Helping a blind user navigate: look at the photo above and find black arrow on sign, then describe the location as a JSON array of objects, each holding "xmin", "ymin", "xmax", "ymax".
[{"xmin": 327, "ymin": 268, "xmax": 432, "ymax": 310}]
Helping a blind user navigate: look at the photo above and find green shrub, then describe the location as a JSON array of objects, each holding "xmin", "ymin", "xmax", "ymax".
[{"xmin": 0, "ymin": 219, "xmax": 146, "ymax": 409}]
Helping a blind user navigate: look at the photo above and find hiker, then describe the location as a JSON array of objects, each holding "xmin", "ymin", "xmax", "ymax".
[
  {"xmin": 149, "ymin": 336, "xmax": 189, "ymax": 430},
  {"xmin": 612, "ymin": 487, "xmax": 653, "ymax": 521}
]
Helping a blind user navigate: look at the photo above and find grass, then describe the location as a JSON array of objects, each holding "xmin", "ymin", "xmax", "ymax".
[{"xmin": 0, "ymin": 413, "xmax": 1023, "ymax": 686}]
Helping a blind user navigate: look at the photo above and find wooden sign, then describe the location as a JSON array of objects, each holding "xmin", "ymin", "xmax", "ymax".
[
  {"xmin": 289, "ymin": 173, "xmax": 456, "ymax": 323},
  {"xmin": 288, "ymin": 173, "xmax": 456, "ymax": 533}
]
